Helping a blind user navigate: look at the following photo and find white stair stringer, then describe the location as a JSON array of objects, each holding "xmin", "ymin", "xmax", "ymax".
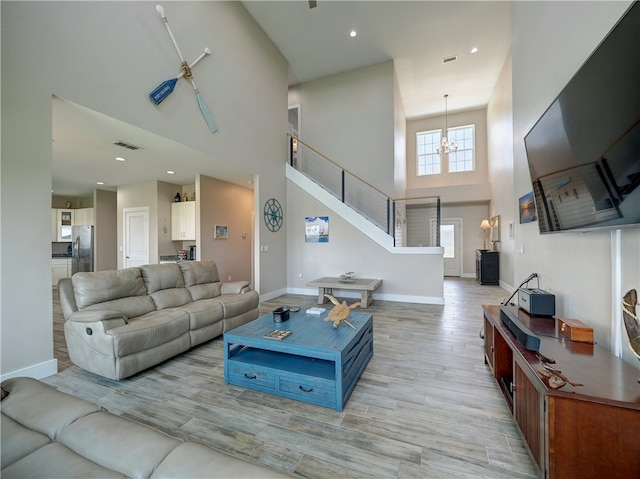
[{"xmin": 287, "ymin": 164, "xmax": 395, "ymax": 252}]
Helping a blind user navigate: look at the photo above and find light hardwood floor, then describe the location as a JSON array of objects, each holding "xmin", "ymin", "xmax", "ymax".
[{"xmin": 48, "ymin": 279, "xmax": 537, "ymax": 478}]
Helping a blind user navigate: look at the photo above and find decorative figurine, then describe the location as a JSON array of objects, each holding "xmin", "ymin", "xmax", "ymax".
[
  {"xmin": 174, "ymin": 192, "xmax": 181, "ymax": 202},
  {"xmin": 323, "ymin": 294, "xmax": 360, "ymax": 329}
]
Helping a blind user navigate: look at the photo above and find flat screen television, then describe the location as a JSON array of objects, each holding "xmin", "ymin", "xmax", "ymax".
[{"xmin": 524, "ymin": 2, "xmax": 640, "ymax": 234}]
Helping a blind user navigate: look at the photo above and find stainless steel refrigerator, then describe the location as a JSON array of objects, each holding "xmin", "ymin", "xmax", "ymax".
[{"xmin": 72, "ymin": 225, "xmax": 94, "ymax": 274}]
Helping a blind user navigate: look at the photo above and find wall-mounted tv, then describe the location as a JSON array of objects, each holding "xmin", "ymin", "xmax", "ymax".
[{"xmin": 524, "ymin": 2, "xmax": 640, "ymax": 234}]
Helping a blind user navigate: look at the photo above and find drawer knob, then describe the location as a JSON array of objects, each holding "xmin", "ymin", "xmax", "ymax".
[
  {"xmin": 244, "ymin": 373, "xmax": 257, "ymax": 380},
  {"xmin": 299, "ymin": 385, "xmax": 314, "ymax": 393}
]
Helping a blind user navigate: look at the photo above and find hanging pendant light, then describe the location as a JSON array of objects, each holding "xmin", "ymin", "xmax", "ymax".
[{"xmin": 436, "ymin": 94, "xmax": 458, "ymax": 155}]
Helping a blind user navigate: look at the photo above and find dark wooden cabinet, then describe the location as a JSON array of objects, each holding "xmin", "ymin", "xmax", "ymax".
[
  {"xmin": 482, "ymin": 305, "xmax": 640, "ymax": 479},
  {"xmin": 476, "ymin": 250, "xmax": 499, "ymax": 285}
]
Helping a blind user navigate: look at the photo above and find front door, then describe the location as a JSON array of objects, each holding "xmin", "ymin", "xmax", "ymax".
[
  {"xmin": 432, "ymin": 218, "xmax": 462, "ymax": 277},
  {"xmin": 123, "ymin": 207, "xmax": 149, "ymax": 268}
]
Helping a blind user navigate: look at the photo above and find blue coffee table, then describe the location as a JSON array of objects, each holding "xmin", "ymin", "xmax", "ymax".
[{"xmin": 224, "ymin": 309, "xmax": 373, "ymax": 411}]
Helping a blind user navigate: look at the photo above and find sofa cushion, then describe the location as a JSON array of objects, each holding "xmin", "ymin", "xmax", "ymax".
[
  {"xmin": 151, "ymin": 441, "xmax": 292, "ymax": 479},
  {"xmin": 140, "ymin": 264, "xmax": 192, "ymax": 310},
  {"xmin": 1, "ymin": 442, "xmax": 126, "ymax": 479},
  {"xmin": 73, "ymin": 268, "xmax": 146, "ymax": 310},
  {"xmin": 1, "ymin": 415, "xmax": 51, "ymax": 469},
  {"xmin": 140, "ymin": 264, "xmax": 185, "ymax": 294},
  {"xmin": 177, "ymin": 299, "xmax": 224, "ymax": 330},
  {"xmin": 81, "ymin": 296, "xmax": 156, "ymax": 320},
  {"xmin": 0, "ymin": 377, "xmax": 100, "ymax": 440},
  {"xmin": 109, "ymin": 310, "xmax": 190, "ymax": 357},
  {"xmin": 186, "ymin": 282, "xmax": 222, "ymax": 301},
  {"xmin": 179, "ymin": 261, "xmax": 219, "ymax": 287},
  {"xmin": 215, "ymin": 291, "xmax": 260, "ymax": 319},
  {"xmin": 149, "ymin": 289, "xmax": 193, "ymax": 310},
  {"xmin": 58, "ymin": 412, "xmax": 180, "ymax": 479}
]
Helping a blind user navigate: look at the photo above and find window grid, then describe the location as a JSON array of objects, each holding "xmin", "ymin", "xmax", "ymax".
[
  {"xmin": 447, "ymin": 125, "xmax": 475, "ymax": 173},
  {"xmin": 416, "ymin": 130, "xmax": 441, "ymax": 176}
]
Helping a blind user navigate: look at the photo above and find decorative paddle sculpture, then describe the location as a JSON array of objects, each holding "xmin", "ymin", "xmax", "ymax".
[{"xmin": 149, "ymin": 5, "xmax": 217, "ymax": 133}]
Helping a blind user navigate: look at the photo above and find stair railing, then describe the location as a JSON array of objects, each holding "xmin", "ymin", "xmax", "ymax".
[{"xmin": 288, "ymin": 135, "xmax": 440, "ymax": 247}]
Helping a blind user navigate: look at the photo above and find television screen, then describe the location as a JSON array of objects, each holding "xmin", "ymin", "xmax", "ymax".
[{"xmin": 524, "ymin": 2, "xmax": 640, "ymax": 234}]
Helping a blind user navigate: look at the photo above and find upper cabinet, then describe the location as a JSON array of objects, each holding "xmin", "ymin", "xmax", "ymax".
[
  {"xmin": 56, "ymin": 209, "xmax": 74, "ymax": 242},
  {"xmin": 52, "ymin": 208, "xmax": 94, "ymax": 242},
  {"xmin": 74, "ymin": 208, "xmax": 94, "ymax": 226},
  {"xmin": 171, "ymin": 201, "xmax": 196, "ymax": 241}
]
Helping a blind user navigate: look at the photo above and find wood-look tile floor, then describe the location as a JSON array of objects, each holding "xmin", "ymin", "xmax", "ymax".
[{"xmin": 47, "ymin": 279, "xmax": 537, "ymax": 478}]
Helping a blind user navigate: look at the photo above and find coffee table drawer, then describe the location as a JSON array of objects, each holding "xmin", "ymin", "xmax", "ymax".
[
  {"xmin": 227, "ymin": 362, "xmax": 276, "ymax": 390},
  {"xmin": 278, "ymin": 375, "xmax": 336, "ymax": 408}
]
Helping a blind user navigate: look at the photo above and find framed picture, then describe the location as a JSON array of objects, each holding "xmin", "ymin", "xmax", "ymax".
[
  {"xmin": 519, "ymin": 192, "xmax": 537, "ymax": 224},
  {"xmin": 214, "ymin": 225, "xmax": 228, "ymax": 239},
  {"xmin": 305, "ymin": 216, "xmax": 329, "ymax": 243}
]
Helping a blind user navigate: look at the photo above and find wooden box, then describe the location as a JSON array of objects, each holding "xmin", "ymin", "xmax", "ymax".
[{"xmin": 558, "ymin": 317, "xmax": 594, "ymax": 343}]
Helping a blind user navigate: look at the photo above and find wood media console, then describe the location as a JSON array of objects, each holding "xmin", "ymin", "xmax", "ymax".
[{"xmin": 482, "ymin": 304, "xmax": 639, "ymax": 479}]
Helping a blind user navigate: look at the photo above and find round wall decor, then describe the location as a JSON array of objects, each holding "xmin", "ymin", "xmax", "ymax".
[{"xmin": 263, "ymin": 198, "xmax": 283, "ymax": 232}]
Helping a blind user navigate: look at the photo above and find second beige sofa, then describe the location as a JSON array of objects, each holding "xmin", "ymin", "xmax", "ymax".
[{"xmin": 58, "ymin": 261, "xmax": 259, "ymax": 380}]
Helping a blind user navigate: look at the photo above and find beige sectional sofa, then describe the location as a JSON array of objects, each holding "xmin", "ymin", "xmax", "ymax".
[
  {"xmin": 58, "ymin": 261, "xmax": 259, "ymax": 380},
  {"xmin": 1, "ymin": 377, "xmax": 291, "ymax": 478}
]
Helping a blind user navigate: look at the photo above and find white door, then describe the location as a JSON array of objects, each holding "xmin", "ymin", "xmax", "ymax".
[
  {"xmin": 432, "ymin": 218, "xmax": 462, "ymax": 277},
  {"xmin": 123, "ymin": 207, "xmax": 149, "ymax": 268}
]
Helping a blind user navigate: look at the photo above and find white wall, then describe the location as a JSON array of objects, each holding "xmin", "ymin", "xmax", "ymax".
[
  {"xmin": 487, "ymin": 51, "xmax": 515, "ymax": 287},
  {"xmin": 406, "ymin": 108, "xmax": 489, "ymax": 193},
  {"xmin": 512, "ymin": 0, "xmax": 639, "ymax": 362},
  {"xmin": 288, "ymin": 62, "xmax": 396, "ymax": 195},
  {"xmin": 1, "ymin": 1, "xmax": 287, "ymax": 379}
]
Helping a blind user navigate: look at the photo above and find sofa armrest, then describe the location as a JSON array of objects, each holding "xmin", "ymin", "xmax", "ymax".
[
  {"xmin": 68, "ymin": 310, "xmax": 127, "ymax": 323},
  {"xmin": 67, "ymin": 310, "xmax": 128, "ymax": 332},
  {"xmin": 57, "ymin": 277, "xmax": 78, "ymax": 320},
  {"xmin": 221, "ymin": 281, "xmax": 251, "ymax": 295}
]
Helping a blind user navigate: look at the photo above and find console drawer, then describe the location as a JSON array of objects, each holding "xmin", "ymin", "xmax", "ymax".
[
  {"xmin": 278, "ymin": 376, "xmax": 336, "ymax": 407},
  {"xmin": 227, "ymin": 361, "xmax": 276, "ymax": 390}
]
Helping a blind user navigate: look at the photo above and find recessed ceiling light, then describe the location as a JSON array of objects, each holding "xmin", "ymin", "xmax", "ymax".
[
  {"xmin": 115, "ymin": 157, "xmax": 126, "ymax": 162},
  {"xmin": 349, "ymin": 30, "xmax": 357, "ymax": 38},
  {"xmin": 167, "ymin": 170, "xmax": 175, "ymax": 175},
  {"xmin": 471, "ymin": 47, "xmax": 479, "ymax": 54},
  {"xmin": 96, "ymin": 181, "xmax": 105, "ymax": 185}
]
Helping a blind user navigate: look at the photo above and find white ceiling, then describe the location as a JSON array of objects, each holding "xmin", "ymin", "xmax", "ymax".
[{"xmin": 52, "ymin": 1, "xmax": 512, "ymax": 198}]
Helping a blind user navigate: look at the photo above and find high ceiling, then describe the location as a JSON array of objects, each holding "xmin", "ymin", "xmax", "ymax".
[{"xmin": 52, "ymin": 1, "xmax": 512, "ymax": 198}]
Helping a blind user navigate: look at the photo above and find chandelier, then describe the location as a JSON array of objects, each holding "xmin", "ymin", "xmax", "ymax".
[{"xmin": 436, "ymin": 94, "xmax": 458, "ymax": 155}]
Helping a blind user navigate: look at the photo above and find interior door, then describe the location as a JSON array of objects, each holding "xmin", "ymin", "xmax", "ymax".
[
  {"xmin": 432, "ymin": 218, "xmax": 462, "ymax": 277},
  {"xmin": 123, "ymin": 207, "xmax": 149, "ymax": 268}
]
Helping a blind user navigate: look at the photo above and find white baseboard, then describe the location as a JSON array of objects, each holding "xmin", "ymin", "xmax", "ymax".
[
  {"xmin": 1, "ymin": 359, "xmax": 58, "ymax": 382},
  {"xmin": 258, "ymin": 287, "xmax": 288, "ymax": 302}
]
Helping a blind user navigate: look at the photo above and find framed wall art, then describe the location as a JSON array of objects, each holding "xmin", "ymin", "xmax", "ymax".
[
  {"xmin": 519, "ymin": 192, "xmax": 537, "ymax": 224},
  {"xmin": 214, "ymin": 225, "xmax": 228, "ymax": 239},
  {"xmin": 305, "ymin": 216, "xmax": 329, "ymax": 243}
]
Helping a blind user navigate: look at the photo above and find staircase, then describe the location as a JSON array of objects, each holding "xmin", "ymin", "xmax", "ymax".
[{"xmin": 288, "ymin": 135, "xmax": 440, "ymax": 248}]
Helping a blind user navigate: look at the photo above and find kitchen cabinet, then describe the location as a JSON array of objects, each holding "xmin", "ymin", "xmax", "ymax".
[
  {"xmin": 52, "ymin": 258, "xmax": 71, "ymax": 286},
  {"xmin": 55, "ymin": 209, "xmax": 74, "ymax": 242},
  {"xmin": 74, "ymin": 207, "xmax": 94, "ymax": 226},
  {"xmin": 51, "ymin": 209, "xmax": 58, "ymax": 242},
  {"xmin": 171, "ymin": 201, "xmax": 196, "ymax": 241}
]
